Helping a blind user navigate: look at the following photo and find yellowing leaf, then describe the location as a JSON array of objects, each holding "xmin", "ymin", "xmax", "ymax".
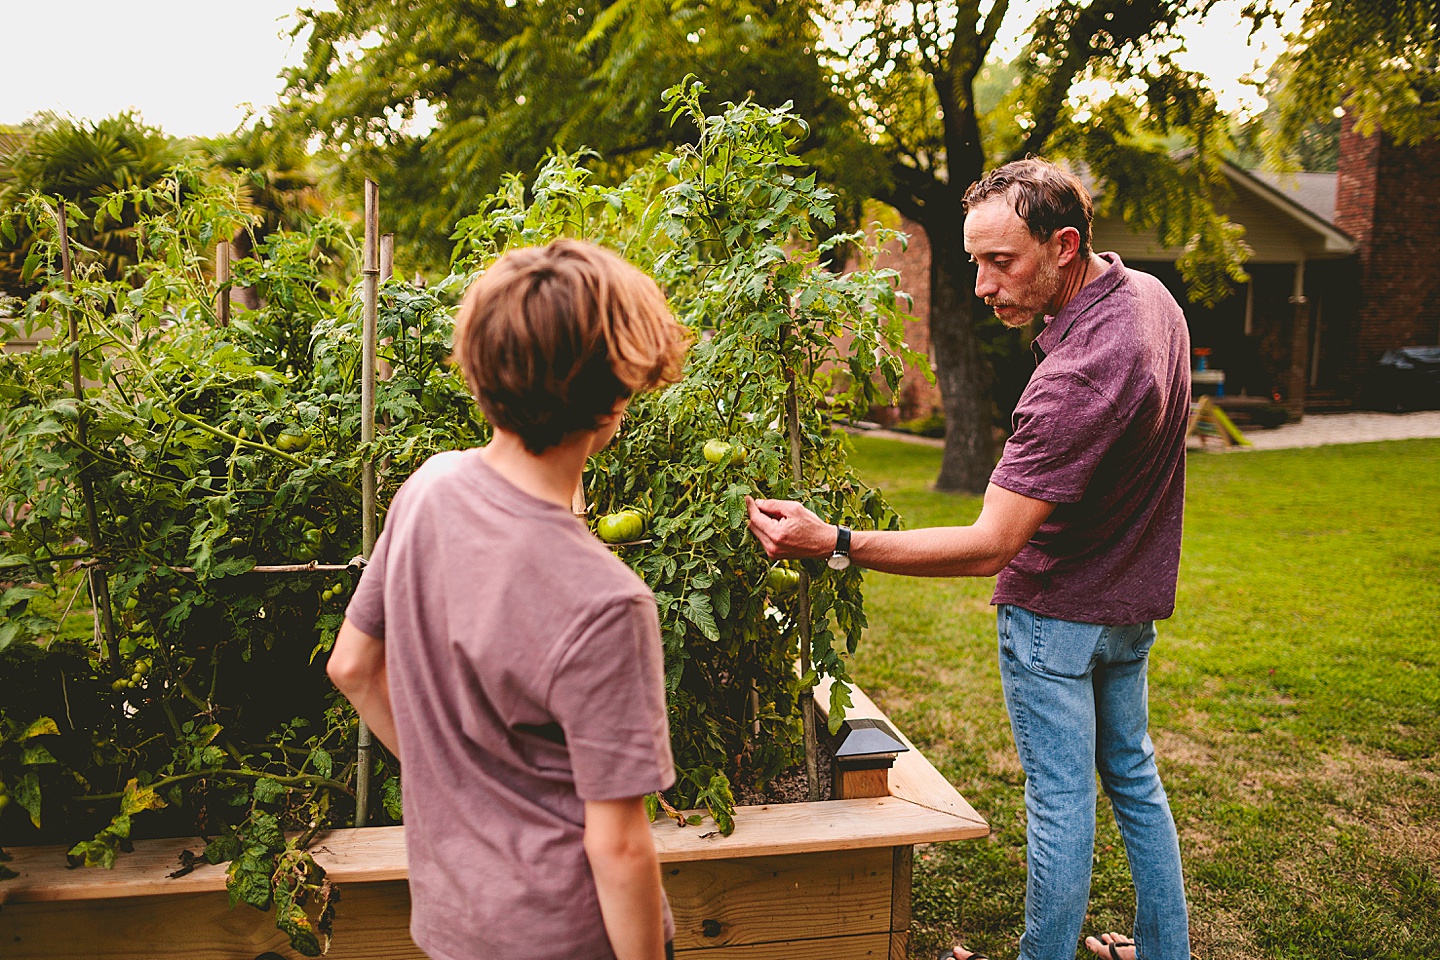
[
  {"xmin": 19, "ymin": 717, "xmax": 60, "ymax": 740},
  {"xmin": 119, "ymin": 779, "xmax": 167, "ymax": 816}
]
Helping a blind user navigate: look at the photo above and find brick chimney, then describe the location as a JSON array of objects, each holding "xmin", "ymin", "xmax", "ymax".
[{"xmin": 1332, "ymin": 116, "xmax": 1440, "ymax": 392}]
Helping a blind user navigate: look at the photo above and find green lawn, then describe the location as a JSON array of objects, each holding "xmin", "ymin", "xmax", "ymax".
[{"xmin": 845, "ymin": 435, "xmax": 1440, "ymax": 960}]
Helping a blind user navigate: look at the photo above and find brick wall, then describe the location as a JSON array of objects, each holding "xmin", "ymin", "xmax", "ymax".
[
  {"xmin": 871, "ymin": 216, "xmax": 944, "ymax": 422},
  {"xmin": 1333, "ymin": 118, "xmax": 1440, "ymax": 392}
]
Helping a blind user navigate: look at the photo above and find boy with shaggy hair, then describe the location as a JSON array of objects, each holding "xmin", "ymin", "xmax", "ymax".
[{"xmin": 329, "ymin": 239, "xmax": 691, "ymax": 960}]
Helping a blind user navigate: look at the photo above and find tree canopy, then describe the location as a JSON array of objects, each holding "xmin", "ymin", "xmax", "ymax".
[
  {"xmin": 1265, "ymin": 0, "xmax": 1440, "ymax": 151},
  {"xmin": 278, "ymin": 0, "xmax": 1369, "ymax": 491}
]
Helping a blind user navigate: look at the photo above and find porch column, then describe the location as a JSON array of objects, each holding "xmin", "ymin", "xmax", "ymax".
[{"xmin": 1285, "ymin": 258, "xmax": 1310, "ymax": 421}]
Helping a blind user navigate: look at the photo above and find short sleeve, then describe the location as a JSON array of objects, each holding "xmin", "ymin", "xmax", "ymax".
[
  {"xmin": 344, "ymin": 519, "xmax": 393, "ymax": 638},
  {"xmin": 547, "ymin": 595, "xmax": 675, "ymax": 801},
  {"xmin": 989, "ymin": 373, "xmax": 1124, "ymax": 504}
]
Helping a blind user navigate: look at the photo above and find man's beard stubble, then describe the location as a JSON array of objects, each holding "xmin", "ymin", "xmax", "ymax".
[{"xmin": 987, "ymin": 255, "xmax": 1063, "ymax": 329}]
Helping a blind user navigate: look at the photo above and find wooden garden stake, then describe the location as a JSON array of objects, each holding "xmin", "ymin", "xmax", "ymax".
[
  {"xmin": 55, "ymin": 202, "xmax": 121, "ymax": 676},
  {"xmin": 380, "ymin": 233, "xmax": 394, "ymax": 281},
  {"xmin": 355, "ymin": 180, "xmax": 381, "ymax": 826},
  {"xmin": 378, "ymin": 234, "xmax": 394, "ymax": 380},
  {"xmin": 215, "ymin": 241, "xmax": 231, "ymax": 327},
  {"xmin": 785, "ymin": 361, "xmax": 820, "ymax": 801}
]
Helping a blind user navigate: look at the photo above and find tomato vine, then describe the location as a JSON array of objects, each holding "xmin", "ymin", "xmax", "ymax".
[{"xmin": 0, "ymin": 83, "xmax": 923, "ymax": 953}]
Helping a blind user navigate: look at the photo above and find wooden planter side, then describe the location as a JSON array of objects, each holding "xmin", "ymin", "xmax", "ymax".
[{"xmin": 0, "ymin": 683, "xmax": 985, "ymax": 960}]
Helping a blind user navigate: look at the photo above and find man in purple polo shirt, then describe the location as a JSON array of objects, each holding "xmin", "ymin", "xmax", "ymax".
[{"xmin": 747, "ymin": 157, "xmax": 1191, "ymax": 960}]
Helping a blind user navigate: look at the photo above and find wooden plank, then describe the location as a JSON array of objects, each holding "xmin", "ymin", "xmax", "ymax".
[
  {"xmin": 0, "ymin": 827, "xmax": 410, "ymax": 905},
  {"xmin": 3, "ymin": 796, "xmax": 974, "ymax": 904},
  {"xmin": 665, "ymin": 846, "xmax": 890, "ymax": 950},
  {"xmin": 889, "ymin": 928, "xmax": 911, "ymax": 960},
  {"xmin": 1, "ymin": 881, "xmax": 425, "ymax": 960},
  {"xmin": 674, "ymin": 932, "xmax": 891, "ymax": 959},
  {"xmin": 651, "ymin": 796, "xmax": 985, "ymax": 861},
  {"xmin": 818, "ymin": 677, "xmax": 990, "ymax": 829},
  {"xmin": 890, "ymin": 845, "xmax": 912, "ymax": 932}
]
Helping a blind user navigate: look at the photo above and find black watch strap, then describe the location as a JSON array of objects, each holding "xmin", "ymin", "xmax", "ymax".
[{"xmin": 834, "ymin": 524, "xmax": 851, "ymax": 557}]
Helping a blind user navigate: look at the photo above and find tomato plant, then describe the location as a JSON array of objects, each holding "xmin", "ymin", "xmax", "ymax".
[
  {"xmin": 451, "ymin": 79, "xmax": 923, "ymax": 823},
  {"xmin": 0, "ymin": 81, "xmax": 923, "ymax": 951},
  {"xmin": 0, "ymin": 169, "xmax": 485, "ymax": 953}
]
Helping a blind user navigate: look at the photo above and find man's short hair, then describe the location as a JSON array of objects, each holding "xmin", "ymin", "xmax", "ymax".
[
  {"xmin": 452, "ymin": 239, "xmax": 691, "ymax": 454},
  {"xmin": 962, "ymin": 157, "xmax": 1094, "ymax": 257}
]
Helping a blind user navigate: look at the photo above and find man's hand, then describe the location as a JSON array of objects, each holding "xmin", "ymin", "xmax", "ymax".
[
  {"xmin": 746, "ymin": 496, "xmax": 835, "ymax": 560},
  {"xmin": 746, "ymin": 484, "xmax": 1056, "ymax": 578}
]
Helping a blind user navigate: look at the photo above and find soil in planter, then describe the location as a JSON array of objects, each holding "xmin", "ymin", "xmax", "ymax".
[{"xmin": 731, "ymin": 726, "xmax": 840, "ymax": 805}]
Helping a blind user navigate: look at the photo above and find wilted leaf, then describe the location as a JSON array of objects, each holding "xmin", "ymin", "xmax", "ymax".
[{"xmin": 18, "ymin": 717, "xmax": 61, "ymax": 740}]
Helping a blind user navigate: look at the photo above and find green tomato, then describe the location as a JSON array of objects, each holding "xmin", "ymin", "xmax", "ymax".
[
  {"xmin": 135, "ymin": 660, "xmax": 150, "ymax": 676},
  {"xmin": 131, "ymin": 672, "xmax": 144, "ymax": 685},
  {"xmin": 0, "ymin": 780, "xmax": 8, "ymax": 796},
  {"xmin": 230, "ymin": 536, "xmax": 245, "ymax": 546},
  {"xmin": 322, "ymin": 589, "xmax": 335, "ymax": 602},
  {"xmin": 702, "ymin": 439, "xmax": 733, "ymax": 464},
  {"xmin": 767, "ymin": 566, "xmax": 802, "ymax": 597},
  {"xmin": 0, "ymin": 793, "xmax": 9, "ymax": 813},
  {"xmin": 277, "ymin": 430, "xmax": 312, "ymax": 452},
  {"xmin": 597, "ymin": 511, "xmax": 644, "ymax": 543},
  {"xmin": 596, "ymin": 513, "xmax": 630, "ymax": 543},
  {"xmin": 617, "ymin": 510, "xmax": 645, "ymax": 540},
  {"xmin": 111, "ymin": 678, "xmax": 127, "ymax": 693}
]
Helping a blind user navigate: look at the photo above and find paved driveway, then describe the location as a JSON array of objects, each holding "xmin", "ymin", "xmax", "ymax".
[{"xmin": 1195, "ymin": 410, "xmax": 1440, "ymax": 451}]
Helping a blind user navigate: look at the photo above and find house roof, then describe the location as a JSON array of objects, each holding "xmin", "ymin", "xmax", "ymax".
[
  {"xmin": 1078, "ymin": 155, "xmax": 1355, "ymax": 262},
  {"xmin": 1248, "ymin": 170, "xmax": 1340, "ymax": 224}
]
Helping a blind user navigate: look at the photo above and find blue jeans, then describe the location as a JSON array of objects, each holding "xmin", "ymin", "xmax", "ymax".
[{"xmin": 996, "ymin": 604, "xmax": 1190, "ymax": 960}]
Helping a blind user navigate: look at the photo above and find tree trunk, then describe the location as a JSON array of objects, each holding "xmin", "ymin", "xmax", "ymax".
[{"xmin": 927, "ymin": 222, "xmax": 996, "ymax": 494}]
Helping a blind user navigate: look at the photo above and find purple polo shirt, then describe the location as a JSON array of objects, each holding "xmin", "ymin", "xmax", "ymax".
[{"xmin": 989, "ymin": 253, "xmax": 1191, "ymax": 625}]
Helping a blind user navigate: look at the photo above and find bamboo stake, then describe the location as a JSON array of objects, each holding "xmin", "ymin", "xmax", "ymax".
[
  {"xmin": 785, "ymin": 360, "xmax": 820, "ymax": 801},
  {"xmin": 55, "ymin": 202, "xmax": 121, "ymax": 676},
  {"xmin": 355, "ymin": 180, "xmax": 381, "ymax": 826},
  {"xmin": 378, "ymin": 234, "xmax": 394, "ymax": 380},
  {"xmin": 215, "ymin": 241, "xmax": 231, "ymax": 327}
]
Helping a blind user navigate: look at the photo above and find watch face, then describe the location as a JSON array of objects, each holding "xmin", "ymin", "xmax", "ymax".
[{"xmin": 827, "ymin": 554, "xmax": 851, "ymax": 570}]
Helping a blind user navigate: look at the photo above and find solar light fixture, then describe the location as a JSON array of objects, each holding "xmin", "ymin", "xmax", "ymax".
[{"xmin": 833, "ymin": 717, "xmax": 910, "ymax": 799}]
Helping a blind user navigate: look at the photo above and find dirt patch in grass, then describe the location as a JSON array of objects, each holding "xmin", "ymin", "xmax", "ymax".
[{"xmin": 1188, "ymin": 899, "xmax": 1265, "ymax": 960}]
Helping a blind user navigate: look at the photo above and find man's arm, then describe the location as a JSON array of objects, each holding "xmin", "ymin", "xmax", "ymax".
[
  {"xmin": 326, "ymin": 618, "xmax": 401, "ymax": 759},
  {"xmin": 584, "ymin": 796, "xmax": 668, "ymax": 960},
  {"xmin": 746, "ymin": 483, "xmax": 1056, "ymax": 577}
]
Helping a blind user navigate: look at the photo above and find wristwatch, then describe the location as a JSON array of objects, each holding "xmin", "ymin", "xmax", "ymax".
[{"xmin": 827, "ymin": 524, "xmax": 852, "ymax": 570}]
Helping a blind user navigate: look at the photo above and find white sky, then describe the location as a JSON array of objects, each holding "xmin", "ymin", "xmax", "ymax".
[{"xmin": 0, "ymin": 0, "xmax": 1300, "ymax": 138}]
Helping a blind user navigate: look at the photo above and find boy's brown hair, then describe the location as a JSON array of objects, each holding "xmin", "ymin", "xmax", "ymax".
[{"xmin": 452, "ymin": 239, "xmax": 691, "ymax": 453}]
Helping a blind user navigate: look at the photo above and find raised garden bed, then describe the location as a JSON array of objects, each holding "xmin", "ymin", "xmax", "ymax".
[{"xmin": 0, "ymin": 682, "xmax": 986, "ymax": 960}]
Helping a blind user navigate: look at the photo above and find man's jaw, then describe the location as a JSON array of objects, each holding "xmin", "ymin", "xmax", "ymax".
[{"xmin": 988, "ymin": 302, "xmax": 1037, "ymax": 328}]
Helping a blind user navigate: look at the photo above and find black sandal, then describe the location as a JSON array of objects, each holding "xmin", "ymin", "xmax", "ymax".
[
  {"xmin": 937, "ymin": 950, "xmax": 989, "ymax": 960},
  {"xmin": 1104, "ymin": 938, "xmax": 1136, "ymax": 960}
]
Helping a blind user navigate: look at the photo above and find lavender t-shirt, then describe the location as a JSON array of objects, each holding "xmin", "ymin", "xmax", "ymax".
[
  {"xmin": 990, "ymin": 253, "xmax": 1191, "ymax": 625},
  {"xmin": 346, "ymin": 450, "xmax": 676, "ymax": 960}
]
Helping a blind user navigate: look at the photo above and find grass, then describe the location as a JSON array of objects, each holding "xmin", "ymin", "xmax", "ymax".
[{"xmin": 844, "ymin": 435, "xmax": 1440, "ymax": 960}]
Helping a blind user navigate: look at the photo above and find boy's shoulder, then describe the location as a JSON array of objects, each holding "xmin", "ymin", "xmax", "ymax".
[{"xmin": 394, "ymin": 448, "xmax": 653, "ymax": 607}]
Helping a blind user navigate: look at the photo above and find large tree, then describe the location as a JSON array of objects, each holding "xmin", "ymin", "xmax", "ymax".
[{"xmin": 281, "ymin": 0, "xmax": 1254, "ymax": 492}]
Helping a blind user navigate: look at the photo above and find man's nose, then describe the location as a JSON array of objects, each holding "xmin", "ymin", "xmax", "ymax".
[{"xmin": 974, "ymin": 263, "xmax": 997, "ymax": 298}]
